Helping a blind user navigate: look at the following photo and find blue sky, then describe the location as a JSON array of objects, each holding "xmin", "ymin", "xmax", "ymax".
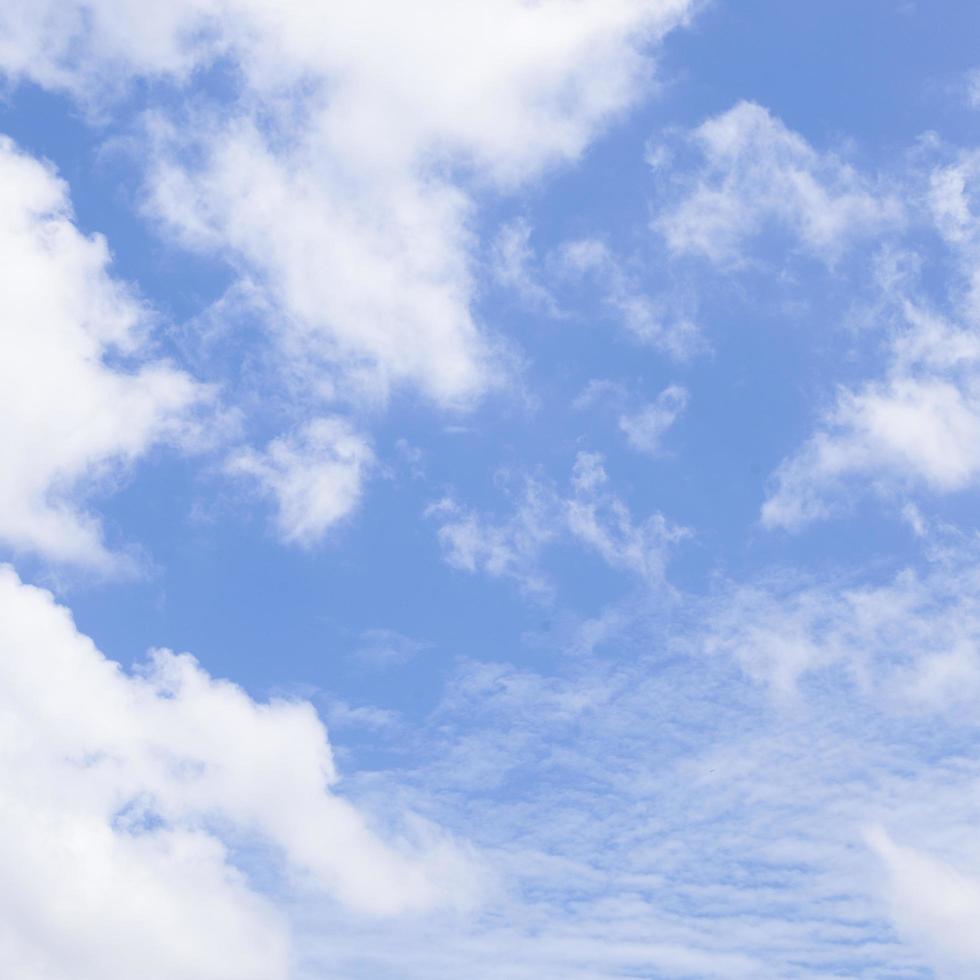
[{"xmin": 3, "ymin": 2, "xmax": 980, "ymax": 977}]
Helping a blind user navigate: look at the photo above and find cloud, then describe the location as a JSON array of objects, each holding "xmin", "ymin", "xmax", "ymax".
[
  {"xmin": 299, "ymin": 575, "xmax": 980, "ymax": 977},
  {"xmin": 0, "ymin": 564, "xmax": 476, "ymax": 978},
  {"xmin": 655, "ymin": 101, "xmax": 901, "ymax": 265},
  {"xmin": 869, "ymin": 827, "xmax": 980, "ymax": 974},
  {"xmin": 704, "ymin": 541, "xmax": 980, "ymax": 706},
  {"xmin": 321, "ymin": 698, "xmax": 401, "ymax": 733},
  {"xmin": 619, "ymin": 384, "xmax": 688, "ymax": 455},
  {"xmin": 763, "ymin": 302, "xmax": 980, "ymax": 529},
  {"xmin": 642, "ymin": 105, "xmax": 980, "ymax": 535},
  {"xmin": 0, "ymin": 2, "xmax": 702, "ymax": 559},
  {"xmin": 227, "ymin": 418, "xmax": 374, "ymax": 546},
  {"xmin": 432, "ymin": 452, "xmax": 687, "ymax": 595},
  {"xmin": 966, "ymin": 69, "xmax": 980, "ymax": 110},
  {"xmin": 0, "ymin": 135, "xmax": 204, "ymax": 569},
  {"xmin": 572, "ymin": 378, "xmax": 630, "ymax": 412},
  {"xmin": 430, "ymin": 480, "xmax": 559, "ymax": 597},
  {"xmin": 491, "ymin": 218, "xmax": 560, "ymax": 316},
  {"xmin": 492, "ymin": 227, "xmax": 703, "ymax": 359},
  {"xmin": 0, "ymin": 2, "xmax": 695, "ymax": 160},
  {"xmin": 929, "ymin": 148, "xmax": 980, "ymax": 321},
  {"xmin": 559, "ymin": 238, "xmax": 702, "ymax": 357},
  {"xmin": 0, "ymin": 2, "xmax": 706, "ymax": 557},
  {"xmin": 0, "ymin": 3, "xmax": 708, "ymax": 565},
  {"xmin": 290, "ymin": 534, "xmax": 980, "ymax": 976},
  {"xmin": 566, "ymin": 452, "xmax": 688, "ymax": 579},
  {"xmin": 145, "ymin": 117, "xmax": 492, "ymax": 407},
  {"xmin": 353, "ymin": 628, "xmax": 432, "ymax": 668},
  {"xmin": 749, "ymin": 137, "xmax": 980, "ymax": 530},
  {"xmin": 0, "ymin": 0, "xmax": 697, "ymax": 407}
]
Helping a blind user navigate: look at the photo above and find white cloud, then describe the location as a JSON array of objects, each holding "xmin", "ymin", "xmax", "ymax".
[
  {"xmin": 0, "ymin": 135, "xmax": 204, "ymax": 569},
  {"xmin": 430, "ymin": 481, "xmax": 559, "ymax": 597},
  {"xmin": 572, "ymin": 378, "xmax": 630, "ymax": 412},
  {"xmin": 491, "ymin": 218, "xmax": 559, "ymax": 316},
  {"xmin": 754, "ymin": 139, "xmax": 980, "ymax": 530},
  {"xmin": 566, "ymin": 452, "xmax": 688, "ymax": 579},
  {"xmin": 619, "ymin": 384, "xmax": 688, "ymax": 455},
  {"xmin": 145, "ymin": 117, "xmax": 492, "ymax": 407},
  {"xmin": 0, "ymin": 0, "xmax": 698, "ymax": 407},
  {"xmin": 763, "ymin": 303, "xmax": 980, "ymax": 529},
  {"xmin": 0, "ymin": 564, "xmax": 475, "ymax": 978},
  {"xmin": 297, "ymin": 534, "xmax": 980, "ymax": 976},
  {"xmin": 432, "ymin": 452, "xmax": 686, "ymax": 594},
  {"xmin": 0, "ymin": 3, "xmax": 704, "ymax": 556},
  {"xmin": 302, "ymin": 571, "xmax": 980, "ymax": 977},
  {"xmin": 353, "ymin": 628, "xmax": 432, "ymax": 668},
  {"xmin": 966, "ymin": 69, "xmax": 980, "ymax": 110},
  {"xmin": 689, "ymin": 525, "xmax": 980, "ymax": 974},
  {"xmin": 321, "ymin": 698, "xmax": 401, "ymax": 733},
  {"xmin": 493, "ymin": 228, "xmax": 702, "ymax": 358},
  {"xmin": 0, "ymin": 2, "xmax": 695, "ymax": 169},
  {"xmin": 227, "ymin": 418, "xmax": 373, "ymax": 546},
  {"xmin": 559, "ymin": 238, "xmax": 702, "ymax": 357},
  {"xmin": 656, "ymin": 101, "xmax": 901, "ymax": 264},
  {"xmin": 928, "ymin": 149, "xmax": 980, "ymax": 321},
  {"xmin": 869, "ymin": 828, "xmax": 980, "ymax": 974},
  {"xmin": 704, "ymin": 546, "xmax": 980, "ymax": 706}
]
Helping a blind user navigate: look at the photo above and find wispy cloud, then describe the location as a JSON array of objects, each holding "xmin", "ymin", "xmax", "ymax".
[
  {"xmin": 655, "ymin": 101, "xmax": 902, "ymax": 266},
  {"xmin": 619, "ymin": 384, "xmax": 689, "ymax": 456},
  {"xmin": 431, "ymin": 452, "xmax": 687, "ymax": 596}
]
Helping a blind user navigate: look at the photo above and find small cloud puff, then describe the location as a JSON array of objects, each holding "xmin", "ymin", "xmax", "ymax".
[{"xmin": 227, "ymin": 417, "xmax": 374, "ymax": 546}]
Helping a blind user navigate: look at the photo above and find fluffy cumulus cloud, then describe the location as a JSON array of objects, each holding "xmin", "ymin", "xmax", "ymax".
[
  {"xmin": 227, "ymin": 417, "xmax": 374, "ymax": 546},
  {"xmin": 763, "ymin": 299, "xmax": 980, "ymax": 528},
  {"xmin": 145, "ymin": 119, "xmax": 489, "ymax": 407},
  {"xmin": 0, "ymin": 565, "xmax": 475, "ymax": 979},
  {"xmin": 0, "ymin": 136, "xmax": 203, "ymax": 569},
  {"xmin": 655, "ymin": 101, "xmax": 901, "ymax": 265},
  {"xmin": 0, "ymin": 1, "xmax": 693, "ymax": 151}
]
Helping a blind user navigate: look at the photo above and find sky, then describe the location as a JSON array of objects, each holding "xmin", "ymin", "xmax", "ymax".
[{"xmin": 2, "ymin": 1, "xmax": 980, "ymax": 977}]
